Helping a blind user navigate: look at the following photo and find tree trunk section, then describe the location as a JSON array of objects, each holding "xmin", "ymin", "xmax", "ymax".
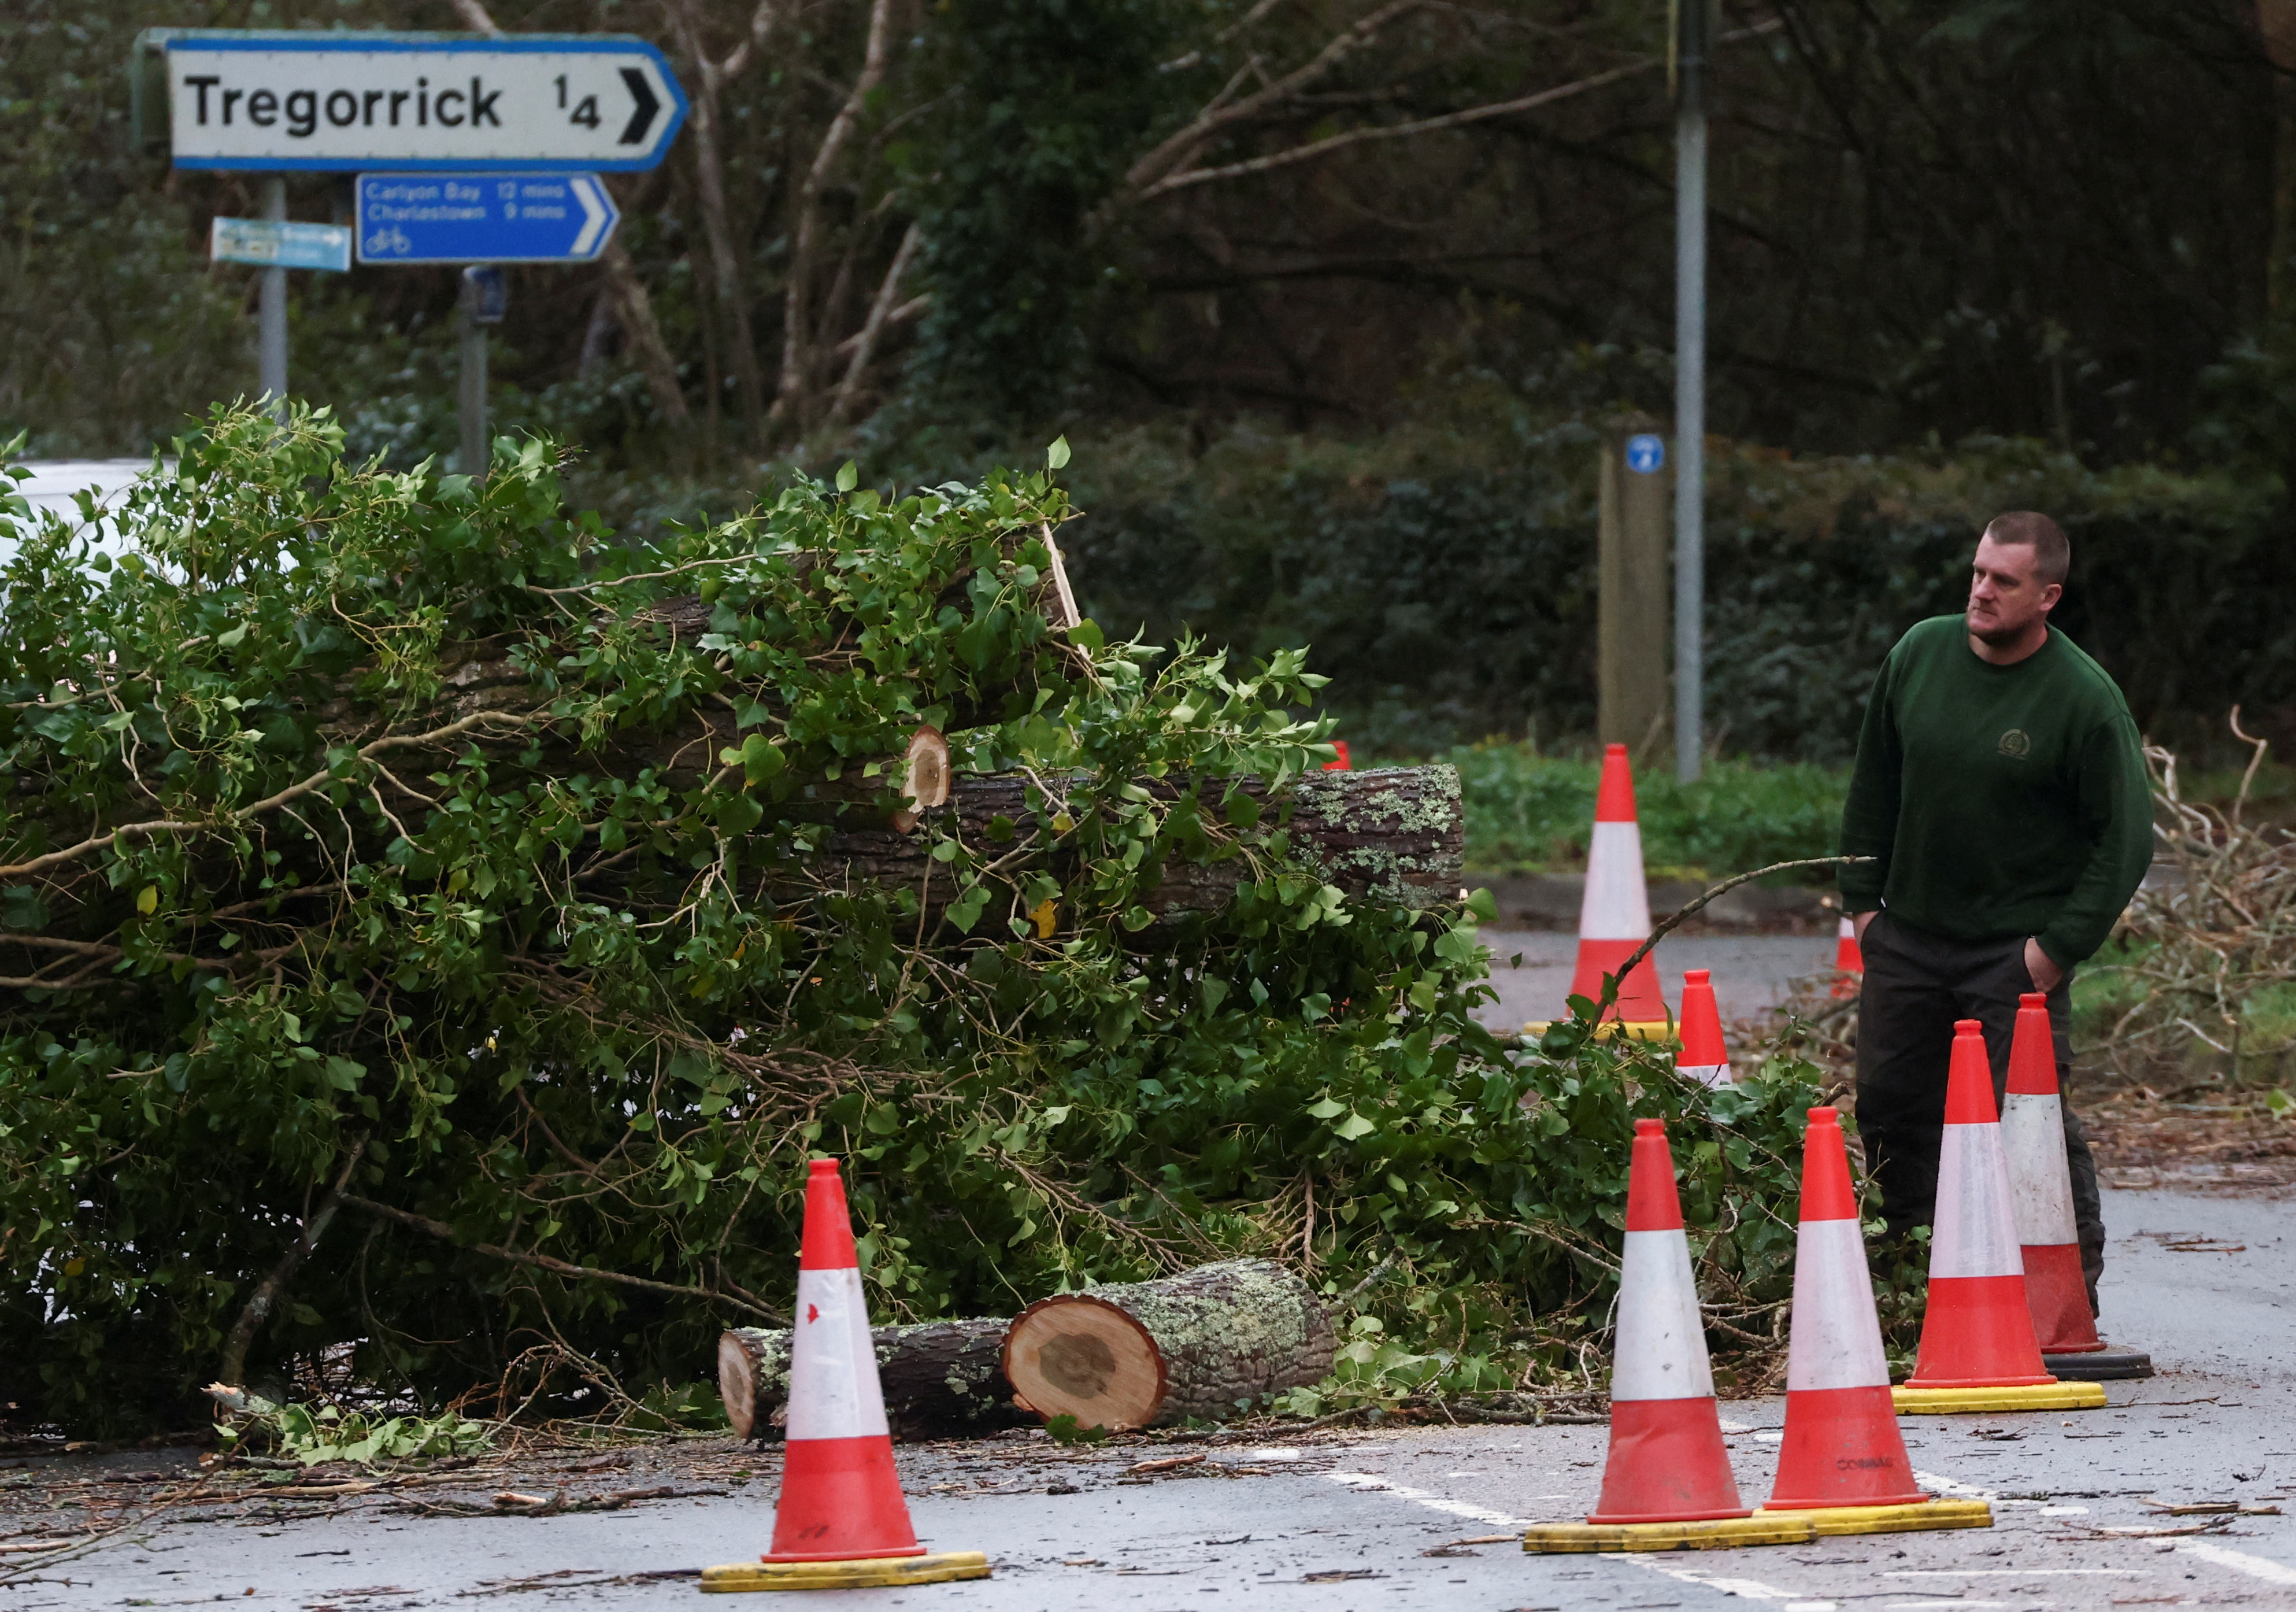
[
  {"xmin": 1000, "ymin": 1259, "xmax": 1336, "ymax": 1430},
  {"xmin": 815, "ymin": 764, "xmax": 1463, "ymax": 917},
  {"xmin": 717, "ymin": 1316, "xmax": 1017, "ymax": 1440}
]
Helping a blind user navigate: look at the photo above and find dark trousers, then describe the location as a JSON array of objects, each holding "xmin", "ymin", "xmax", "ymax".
[{"xmin": 1854, "ymin": 910, "xmax": 2105, "ymax": 1314}]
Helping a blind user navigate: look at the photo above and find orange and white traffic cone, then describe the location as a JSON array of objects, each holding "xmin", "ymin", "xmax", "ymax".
[
  {"xmin": 1894, "ymin": 1023, "xmax": 2104, "ymax": 1414},
  {"xmin": 702, "ymin": 1160, "xmax": 990, "ymax": 1592},
  {"xmin": 2001, "ymin": 994, "xmax": 2153, "ymax": 1381},
  {"xmin": 1588, "ymin": 1119, "xmax": 1749, "ymax": 1525},
  {"xmin": 1830, "ymin": 916, "xmax": 1864, "ymax": 999},
  {"xmin": 1768, "ymin": 1107, "xmax": 1927, "ymax": 1509},
  {"xmin": 1564, "ymin": 744, "xmax": 1671, "ymax": 1033},
  {"xmin": 1676, "ymin": 970, "xmax": 1731, "ymax": 1086},
  {"xmin": 1757, "ymin": 1108, "xmax": 1995, "ymax": 1536}
]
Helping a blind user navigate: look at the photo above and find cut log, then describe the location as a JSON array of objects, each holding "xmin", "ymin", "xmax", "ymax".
[
  {"xmin": 814, "ymin": 764, "xmax": 1464, "ymax": 916},
  {"xmin": 1000, "ymin": 1259, "xmax": 1336, "ymax": 1430},
  {"xmin": 717, "ymin": 1316, "xmax": 1018, "ymax": 1441}
]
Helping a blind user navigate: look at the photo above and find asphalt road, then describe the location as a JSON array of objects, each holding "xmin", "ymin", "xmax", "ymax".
[
  {"xmin": 1475, "ymin": 930, "xmax": 1837, "ymax": 1034},
  {"xmin": 42, "ymin": 1182, "xmax": 2296, "ymax": 1611}
]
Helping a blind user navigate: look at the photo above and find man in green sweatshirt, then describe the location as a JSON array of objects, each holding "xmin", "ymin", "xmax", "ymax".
[{"xmin": 1839, "ymin": 511, "xmax": 2153, "ymax": 1310}]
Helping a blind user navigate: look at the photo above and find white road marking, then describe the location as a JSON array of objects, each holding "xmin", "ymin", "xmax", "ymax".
[
  {"xmin": 1886, "ymin": 1569, "xmax": 2136, "ymax": 1577},
  {"xmin": 1323, "ymin": 1471, "xmax": 1532, "ymax": 1529},
  {"xmin": 2179, "ymin": 1539, "xmax": 2296, "ymax": 1586},
  {"xmin": 1912, "ymin": 1469, "xmax": 1995, "ymax": 1499},
  {"xmin": 1618, "ymin": 1555, "xmax": 1803, "ymax": 1603}
]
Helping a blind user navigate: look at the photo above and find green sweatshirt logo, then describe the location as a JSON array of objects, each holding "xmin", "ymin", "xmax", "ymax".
[{"xmin": 1998, "ymin": 728, "xmax": 2032, "ymax": 758}]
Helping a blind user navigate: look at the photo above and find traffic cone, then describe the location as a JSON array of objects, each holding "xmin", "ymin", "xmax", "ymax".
[
  {"xmin": 2002, "ymin": 993, "xmax": 2096, "ymax": 1354},
  {"xmin": 2001, "ymin": 995, "xmax": 2154, "ymax": 1381},
  {"xmin": 1754, "ymin": 1107, "xmax": 1995, "ymax": 1536},
  {"xmin": 1587, "ymin": 1119, "xmax": 1749, "ymax": 1525},
  {"xmin": 701, "ymin": 1160, "xmax": 989, "ymax": 1592},
  {"xmin": 1565, "ymin": 744, "xmax": 1671, "ymax": 1032},
  {"xmin": 1830, "ymin": 916, "xmax": 1864, "ymax": 999},
  {"xmin": 1676, "ymin": 970, "xmax": 1731, "ymax": 1086},
  {"xmin": 1768, "ymin": 1107, "xmax": 1925, "ymax": 1509},
  {"xmin": 1894, "ymin": 1023, "xmax": 2104, "ymax": 1414},
  {"xmin": 1322, "ymin": 740, "xmax": 1353, "ymax": 771}
]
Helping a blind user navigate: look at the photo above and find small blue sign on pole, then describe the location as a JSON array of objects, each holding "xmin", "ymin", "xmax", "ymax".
[
  {"xmin": 210, "ymin": 216, "xmax": 351, "ymax": 272},
  {"xmin": 1625, "ymin": 433, "xmax": 1667, "ymax": 475},
  {"xmin": 355, "ymin": 172, "xmax": 619, "ymax": 264}
]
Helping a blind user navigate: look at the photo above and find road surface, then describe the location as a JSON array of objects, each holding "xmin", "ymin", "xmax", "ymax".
[
  {"xmin": 1475, "ymin": 929, "xmax": 1837, "ymax": 1034},
  {"xmin": 45, "ymin": 1182, "xmax": 2296, "ymax": 1610}
]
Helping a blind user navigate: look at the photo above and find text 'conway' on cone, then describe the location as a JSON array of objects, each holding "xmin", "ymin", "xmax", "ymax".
[
  {"xmin": 1767, "ymin": 1107, "xmax": 1927, "ymax": 1510},
  {"xmin": 701, "ymin": 1159, "xmax": 988, "ymax": 1592}
]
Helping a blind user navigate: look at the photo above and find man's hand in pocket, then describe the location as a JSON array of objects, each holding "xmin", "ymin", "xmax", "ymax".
[{"xmin": 2024, "ymin": 937, "xmax": 2064, "ymax": 994}]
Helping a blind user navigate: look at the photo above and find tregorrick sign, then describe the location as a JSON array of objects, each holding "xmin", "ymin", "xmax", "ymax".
[{"xmin": 136, "ymin": 31, "xmax": 687, "ymax": 172}]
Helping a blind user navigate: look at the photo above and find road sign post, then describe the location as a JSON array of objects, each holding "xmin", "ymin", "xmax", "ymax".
[
  {"xmin": 1599, "ymin": 420, "xmax": 1672, "ymax": 754},
  {"xmin": 1671, "ymin": 0, "xmax": 1709, "ymax": 783},
  {"xmin": 460, "ymin": 268, "xmax": 507, "ymax": 479}
]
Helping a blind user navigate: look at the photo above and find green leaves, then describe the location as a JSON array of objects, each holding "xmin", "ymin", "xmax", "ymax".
[{"xmin": 0, "ymin": 405, "xmax": 1850, "ymax": 1439}]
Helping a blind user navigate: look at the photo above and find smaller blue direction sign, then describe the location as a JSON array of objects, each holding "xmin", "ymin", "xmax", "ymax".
[
  {"xmin": 355, "ymin": 172, "xmax": 618, "ymax": 265},
  {"xmin": 211, "ymin": 217, "xmax": 351, "ymax": 272},
  {"xmin": 1625, "ymin": 433, "xmax": 1666, "ymax": 475}
]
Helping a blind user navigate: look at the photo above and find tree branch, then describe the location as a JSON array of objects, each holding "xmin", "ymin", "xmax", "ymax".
[
  {"xmin": 1124, "ymin": 0, "xmax": 1428, "ymax": 194},
  {"xmin": 218, "ymin": 1136, "xmax": 368, "ymax": 1388},
  {"xmin": 0, "ymin": 711, "xmax": 534, "ymax": 881},
  {"xmin": 342, "ymin": 1195, "xmax": 785, "ymax": 1322},
  {"xmin": 771, "ymin": 0, "xmax": 899, "ymax": 432},
  {"xmin": 1140, "ymin": 19, "xmax": 1784, "ymax": 201},
  {"xmin": 829, "ymin": 222, "xmax": 922, "ymax": 425}
]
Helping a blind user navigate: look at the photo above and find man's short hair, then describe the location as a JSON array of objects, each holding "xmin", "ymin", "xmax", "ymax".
[{"xmin": 1982, "ymin": 511, "xmax": 2070, "ymax": 586}]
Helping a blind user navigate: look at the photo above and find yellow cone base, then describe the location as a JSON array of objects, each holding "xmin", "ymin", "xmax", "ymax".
[
  {"xmin": 1521, "ymin": 1515, "xmax": 1816, "ymax": 1554},
  {"xmin": 701, "ymin": 1552, "xmax": 991, "ymax": 1592},
  {"xmin": 1756, "ymin": 1499, "xmax": 1994, "ymax": 1536},
  {"xmin": 1891, "ymin": 1381, "xmax": 2108, "ymax": 1415},
  {"xmin": 1520, "ymin": 1020, "xmax": 1676, "ymax": 1043}
]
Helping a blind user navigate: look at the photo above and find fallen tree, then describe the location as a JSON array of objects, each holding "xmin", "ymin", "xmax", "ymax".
[
  {"xmin": 0, "ymin": 408, "xmax": 1835, "ymax": 1438},
  {"xmin": 1002, "ymin": 1258, "xmax": 1336, "ymax": 1429},
  {"xmin": 717, "ymin": 1317, "xmax": 1016, "ymax": 1439}
]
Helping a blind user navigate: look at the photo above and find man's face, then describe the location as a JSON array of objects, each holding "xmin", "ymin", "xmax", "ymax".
[{"xmin": 1967, "ymin": 535, "xmax": 2061, "ymax": 646}]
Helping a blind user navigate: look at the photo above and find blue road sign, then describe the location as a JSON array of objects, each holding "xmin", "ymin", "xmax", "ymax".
[
  {"xmin": 356, "ymin": 172, "xmax": 619, "ymax": 264},
  {"xmin": 1625, "ymin": 433, "xmax": 1667, "ymax": 474},
  {"xmin": 142, "ymin": 31, "xmax": 685, "ymax": 173},
  {"xmin": 210, "ymin": 216, "xmax": 351, "ymax": 272}
]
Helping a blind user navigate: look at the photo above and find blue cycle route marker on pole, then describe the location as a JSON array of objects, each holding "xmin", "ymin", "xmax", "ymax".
[
  {"xmin": 356, "ymin": 172, "xmax": 619, "ymax": 264},
  {"xmin": 1625, "ymin": 433, "xmax": 1667, "ymax": 475},
  {"xmin": 211, "ymin": 217, "xmax": 351, "ymax": 273}
]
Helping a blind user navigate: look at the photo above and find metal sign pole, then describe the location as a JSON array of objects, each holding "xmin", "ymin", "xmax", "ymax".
[
  {"xmin": 258, "ymin": 176, "xmax": 288, "ymax": 415},
  {"xmin": 458, "ymin": 267, "xmax": 506, "ymax": 478},
  {"xmin": 1671, "ymin": 1, "xmax": 1708, "ymax": 783}
]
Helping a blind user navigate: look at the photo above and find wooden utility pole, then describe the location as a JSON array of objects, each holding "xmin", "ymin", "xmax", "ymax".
[{"xmin": 1598, "ymin": 416, "xmax": 1672, "ymax": 753}]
